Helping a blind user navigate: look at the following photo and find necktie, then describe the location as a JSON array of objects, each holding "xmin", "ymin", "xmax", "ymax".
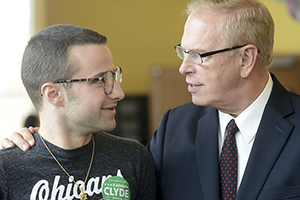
[{"xmin": 220, "ymin": 119, "xmax": 239, "ymax": 200}]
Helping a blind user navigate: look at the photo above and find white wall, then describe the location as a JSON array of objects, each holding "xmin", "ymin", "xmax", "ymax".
[{"xmin": 0, "ymin": 0, "xmax": 35, "ymax": 140}]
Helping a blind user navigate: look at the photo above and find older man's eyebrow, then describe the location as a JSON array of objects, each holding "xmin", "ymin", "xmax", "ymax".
[{"xmin": 180, "ymin": 44, "xmax": 205, "ymax": 53}]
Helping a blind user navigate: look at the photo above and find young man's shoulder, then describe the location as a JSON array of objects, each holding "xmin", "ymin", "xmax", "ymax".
[
  {"xmin": 0, "ymin": 145, "xmax": 27, "ymax": 161},
  {"xmin": 0, "ymin": 141, "xmax": 40, "ymax": 172},
  {"xmin": 94, "ymin": 132, "xmax": 150, "ymax": 156},
  {"xmin": 96, "ymin": 131, "xmax": 144, "ymax": 145}
]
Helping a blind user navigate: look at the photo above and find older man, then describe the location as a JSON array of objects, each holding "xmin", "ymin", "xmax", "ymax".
[{"xmin": 148, "ymin": 0, "xmax": 300, "ymax": 199}]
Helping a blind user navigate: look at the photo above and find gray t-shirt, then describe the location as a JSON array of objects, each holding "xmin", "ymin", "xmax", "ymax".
[{"xmin": 0, "ymin": 132, "xmax": 155, "ymax": 199}]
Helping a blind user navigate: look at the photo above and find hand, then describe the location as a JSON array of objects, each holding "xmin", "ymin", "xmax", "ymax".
[{"xmin": 1, "ymin": 127, "xmax": 38, "ymax": 151}]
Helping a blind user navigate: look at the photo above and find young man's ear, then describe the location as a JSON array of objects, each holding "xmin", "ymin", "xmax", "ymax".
[
  {"xmin": 239, "ymin": 44, "xmax": 259, "ymax": 78},
  {"xmin": 41, "ymin": 82, "xmax": 64, "ymax": 106}
]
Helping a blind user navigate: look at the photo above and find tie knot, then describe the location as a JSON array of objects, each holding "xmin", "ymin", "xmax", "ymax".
[{"xmin": 226, "ymin": 119, "xmax": 239, "ymax": 136}]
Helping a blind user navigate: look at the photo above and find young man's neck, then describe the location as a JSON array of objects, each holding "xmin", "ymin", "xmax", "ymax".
[{"xmin": 38, "ymin": 126, "xmax": 93, "ymax": 150}]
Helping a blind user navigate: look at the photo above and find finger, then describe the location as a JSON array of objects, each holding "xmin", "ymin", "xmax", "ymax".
[
  {"xmin": 28, "ymin": 126, "xmax": 39, "ymax": 134},
  {"xmin": 19, "ymin": 127, "xmax": 36, "ymax": 147},
  {"xmin": 0, "ymin": 138, "xmax": 14, "ymax": 149},
  {"xmin": 10, "ymin": 131, "xmax": 32, "ymax": 151}
]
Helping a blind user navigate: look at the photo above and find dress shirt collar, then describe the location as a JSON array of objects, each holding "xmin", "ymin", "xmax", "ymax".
[{"xmin": 219, "ymin": 73, "xmax": 273, "ymax": 143}]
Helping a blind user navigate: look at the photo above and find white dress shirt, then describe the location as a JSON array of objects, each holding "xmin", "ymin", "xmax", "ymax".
[{"xmin": 218, "ymin": 73, "xmax": 273, "ymax": 190}]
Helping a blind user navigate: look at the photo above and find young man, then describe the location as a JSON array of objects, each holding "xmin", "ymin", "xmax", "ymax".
[{"xmin": 0, "ymin": 24, "xmax": 155, "ymax": 199}]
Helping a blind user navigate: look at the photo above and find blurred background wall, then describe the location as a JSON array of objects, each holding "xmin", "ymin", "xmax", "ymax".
[{"xmin": 0, "ymin": 0, "xmax": 300, "ymax": 145}]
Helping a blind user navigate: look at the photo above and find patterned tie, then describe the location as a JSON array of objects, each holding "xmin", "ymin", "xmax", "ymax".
[{"xmin": 220, "ymin": 119, "xmax": 239, "ymax": 200}]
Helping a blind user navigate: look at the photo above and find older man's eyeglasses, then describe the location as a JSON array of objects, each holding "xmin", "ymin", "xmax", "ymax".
[
  {"xmin": 174, "ymin": 44, "xmax": 247, "ymax": 64},
  {"xmin": 53, "ymin": 66, "xmax": 122, "ymax": 95}
]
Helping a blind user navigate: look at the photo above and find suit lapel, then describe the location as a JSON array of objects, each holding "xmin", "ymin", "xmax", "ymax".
[
  {"xmin": 236, "ymin": 74, "xmax": 294, "ymax": 200},
  {"xmin": 236, "ymin": 108, "xmax": 293, "ymax": 199},
  {"xmin": 195, "ymin": 107, "xmax": 221, "ymax": 200}
]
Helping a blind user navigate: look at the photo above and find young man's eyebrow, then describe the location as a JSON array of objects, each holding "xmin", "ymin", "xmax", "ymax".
[{"xmin": 92, "ymin": 71, "xmax": 107, "ymax": 78}]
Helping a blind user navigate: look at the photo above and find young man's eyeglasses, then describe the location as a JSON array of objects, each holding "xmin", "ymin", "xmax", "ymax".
[
  {"xmin": 53, "ymin": 66, "xmax": 122, "ymax": 95},
  {"xmin": 174, "ymin": 44, "xmax": 248, "ymax": 64}
]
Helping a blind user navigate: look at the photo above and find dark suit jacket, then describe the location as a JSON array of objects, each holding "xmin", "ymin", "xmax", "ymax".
[{"xmin": 147, "ymin": 74, "xmax": 300, "ymax": 200}]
